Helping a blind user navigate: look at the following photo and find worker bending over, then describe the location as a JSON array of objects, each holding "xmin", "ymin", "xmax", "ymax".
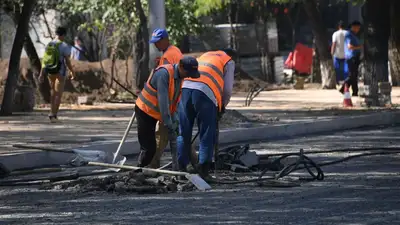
[
  {"xmin": 177, "ymin": 49, "xmax": 236, "ymax": 178},
  {"xmin": 135, "ymin": 56, "xmax": 200, "ymax": 170},
  {"xmin": 148, "ymin": 28, "xmax": 184, "ymax": 168}
]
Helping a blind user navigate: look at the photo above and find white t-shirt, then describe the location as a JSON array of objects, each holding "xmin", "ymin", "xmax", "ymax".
[{"xmin": 332, "ymin": 29, "xmax": 347, "ymax": 59}]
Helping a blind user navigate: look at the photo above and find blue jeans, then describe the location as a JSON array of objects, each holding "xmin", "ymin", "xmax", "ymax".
[
  {"xmin": 177, "ymin": 89, "xmax": 217, "ymax": 166},
  {"xmin": 333, "ymin": 57, "xmax": 348, "ymax": 83}
]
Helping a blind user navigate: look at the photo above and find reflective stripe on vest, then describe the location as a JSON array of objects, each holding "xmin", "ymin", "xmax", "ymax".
[
  {"xmin": 136, "ymin": 64, "xmax": 181, "ymax": 121},
  {"xmin": 185, "ymin": 51, "xmax": 231, "ymax": 111},
  {"xmin": 159, "ymin": 45, "xmax": 183, "ymax": 66}
]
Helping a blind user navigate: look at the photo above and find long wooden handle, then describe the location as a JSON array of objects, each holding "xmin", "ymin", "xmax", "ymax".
[
  {"xmin": 12, "ymin": 144, "xmax": 74, "ymax": 154},
  {"xmin": 112, "ymin": 111, "xmax": 136, "ymax": 163},
  {"xmin": 88, "ymin": 161, "xmax": 188, "ymax": 176}
]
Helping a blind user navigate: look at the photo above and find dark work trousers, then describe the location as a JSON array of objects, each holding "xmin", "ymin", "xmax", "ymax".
[
  {"xmin": 341, "ymin": 57, "xmax": 360, "ymax": 96},
  {"xmin": 135, "ymin": 105, "xmax": 158, "ymax": 167},
  {"xmin": 177, "ymin": 89, "xmax": 217, "ymax": 167}
]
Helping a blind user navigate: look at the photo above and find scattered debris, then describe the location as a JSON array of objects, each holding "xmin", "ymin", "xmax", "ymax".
[
  {"xmin": 40, "ymin": 171, "xmax": 196, "ymax": 194},
  {"xmin": 77, "ymin": 96, "xmax": 94, "ymax": 105},
  {"xmin": 219, "ymin": 109, "xmax": 257, "ymax": 128},
  {"xmin": 217, "ymin": 145, "xmax": 260, "ymax": 170}
]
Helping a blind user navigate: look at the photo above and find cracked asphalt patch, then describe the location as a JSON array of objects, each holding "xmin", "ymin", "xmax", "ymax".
[{"xmin": 1, "ymin": 126, "xmax": 400, "ymax": 224}]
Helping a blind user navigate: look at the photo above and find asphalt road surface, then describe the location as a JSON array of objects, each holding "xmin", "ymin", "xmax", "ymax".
[{"xmin": 1, "ymin": 126, "xmax": 400, "ymax": 225}]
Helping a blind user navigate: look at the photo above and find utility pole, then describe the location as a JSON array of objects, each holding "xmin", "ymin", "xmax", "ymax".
[{"xmin": 148, "ymin": 0, "xmax": 165, "ymax": 70}]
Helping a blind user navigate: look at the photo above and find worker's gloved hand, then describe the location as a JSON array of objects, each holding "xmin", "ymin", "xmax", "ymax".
[
  {"xmin": 167, "ymin": 127, "xmax": 177, "ymax": 141},
  {"xmin": 165, "ymin": 123, "xmax": 177, "ymax": 141}
]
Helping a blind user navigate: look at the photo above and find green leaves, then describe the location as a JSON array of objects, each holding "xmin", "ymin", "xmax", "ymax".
[
  {"xmin": 166, "ymin": 0, "xmax": 204, "ymax": 45},
  {"xmin": 194, "ymin": 0, "xmax": 227, "ymax": 17},
  {"xmin": 56, "ymin": 0, "xmax": 204, "ymax": 49}
]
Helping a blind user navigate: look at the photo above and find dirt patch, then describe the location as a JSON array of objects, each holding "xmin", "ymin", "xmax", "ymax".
[
  {"xmin": 0, "ymin": 58, "xmax": 135, "ymax": 104},
  {"xmin": 0, "ymin": 56, "xmax": 287, "ymax": 105},
  {"xmin": 40, "ymin": 171, "xmax": 195, "ymax": 194}
]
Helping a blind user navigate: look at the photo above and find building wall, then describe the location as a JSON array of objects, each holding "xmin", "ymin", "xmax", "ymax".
[{"xmin": 0, "ymin": 9, "xmax": 60, "ymax": 59}]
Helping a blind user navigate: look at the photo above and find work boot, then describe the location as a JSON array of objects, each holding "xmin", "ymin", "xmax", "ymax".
[
  {"xmin": 186, "ymin": 164, "xmax": 196, "ymax": 174},
  {"xmin": 137, "ymin": 150, "xmax": 147, "ymax": 168},
  {"xmin": 197, "ymin": 162, "xmax": 211, "ymax": 180},
  {"xmin": 49, "ymin": 115, "xmax": 57, "ymax": 123}
]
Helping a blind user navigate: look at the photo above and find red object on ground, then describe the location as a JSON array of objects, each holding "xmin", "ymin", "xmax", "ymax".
[
  {"xmin": 292, "ymin": 43, "xmax": 313, "ymax": 74},
  {"xmin": 342, "ymin": 84, "xmax": 353, "ymax": 107},
  {"xmin": 284, "ymin": 43, "xmax": 313, "ymax": 74}
]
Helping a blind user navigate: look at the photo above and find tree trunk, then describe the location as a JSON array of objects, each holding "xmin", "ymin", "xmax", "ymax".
[
  {"xmin": 228, "ymin": 0, "xmax": 239, "ymax": 51},
  {"xmin": 2, "ymin": 1, "xmax": 51, "ymax": 103},
  {"xmin": 133, "ymin": 0, "xmax": 150, "ymax": 91},
  {"xmin": 362, "ymin": 0, "xmax": 391, "ymax": 106},
  {"xmin": 23, "ymin": 31, "xmax": 51, "ymax": 103},
  {"xmin": 312, "ymin": 38, "xmax": 322, "ymax": 83},
  {"xmin": 1, "ymin": 0, "xmax": 36, "ymax": 116},
  {"xmin": 253, "ymin": 1, "xmax": 274, "ymax": 83},
  {"xmin": 302, "ymin": 0, "xmax": 336, "ymax": 89},
  {"xmin": 389, "ymin": 0, "xmax": 400, "ymax": 86}
]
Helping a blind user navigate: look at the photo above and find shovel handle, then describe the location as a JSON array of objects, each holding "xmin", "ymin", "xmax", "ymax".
[
  {"xmin": 87, "ymin": 161, "xmax": 189, "ymax": 176},
  {"xmin": 12, "ymin": 144, "xmax": 74, "ymax": 154}
]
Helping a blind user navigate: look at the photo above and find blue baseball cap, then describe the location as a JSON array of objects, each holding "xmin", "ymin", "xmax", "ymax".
[
  {"xmin": 149, "ymin": 28, "xmax": 168, "ymax": 43},
  {"xmin": 180, "ymin": 56, "xmax": 200, "ymax": 78}
]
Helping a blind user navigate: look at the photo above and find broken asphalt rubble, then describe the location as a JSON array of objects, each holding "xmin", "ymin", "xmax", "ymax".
[{"xmin": 41, "ymin": 171, "xmax": 196, "ymax": 194}]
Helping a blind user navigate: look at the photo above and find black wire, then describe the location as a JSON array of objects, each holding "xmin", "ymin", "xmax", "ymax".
[
  {"xmin": 211, "ymin": 148, "xmax": 400, "ymax": 185},
  {"xmin": 258, "ymin": 146, "xmax": 400, "ymax": 158},
  {"xmin": 3, "ymin": 148, "xmax": 400, "ymax": 187}
]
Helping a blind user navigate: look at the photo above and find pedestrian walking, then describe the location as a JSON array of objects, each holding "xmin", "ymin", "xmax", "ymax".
[
  {"xmin": 39, "ymin": 26, "xmax": 76, "ymax": 123},
  {"xmin": 340, "ymin": 20, "xmax": 363, "ymax": 96},
  {"xmin": 331, "ymin": 20, "xmax": 348, "ymax": 83},
  {"xmin": 70, "ymin": 36, "xmax": 87, "ymax": 61}
]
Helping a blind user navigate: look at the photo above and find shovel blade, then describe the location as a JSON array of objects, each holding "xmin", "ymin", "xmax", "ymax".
[
  {"xmin": 68, "ymin": 149, "xmax": 127, "ymax": 172},
  {"xmin": 108, "ymin": 156, "xmax": 127, "ymax": 172},
  {"xmin": 185, "ymin": 174, "xmax": 211, "ymax": 191}
]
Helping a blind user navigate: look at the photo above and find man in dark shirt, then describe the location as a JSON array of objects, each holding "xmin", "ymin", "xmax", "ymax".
[{"xmin": 340, "ymin": 20, "xmax": 362, "ymax": 96}]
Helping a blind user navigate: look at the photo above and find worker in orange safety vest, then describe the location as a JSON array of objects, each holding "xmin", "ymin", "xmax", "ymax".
[
  {"xmin": 148, "ymin": 28, "xmax": 184, "ymax": 168},
  {"xmin": 135, "ymin": 56, "xmax": 200, "ymax": 170},
  {"xmin": 177, "ymin": 49, "xmax": 237, "ymax": 178}
]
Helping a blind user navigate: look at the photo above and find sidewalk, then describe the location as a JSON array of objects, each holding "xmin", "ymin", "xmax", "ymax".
[
  {"xmin": 1, "ymin": 88, "xmax": 399, "ymax": 155},
  {"xmin": 229, "ymin": 87, "xmax": 400, "ymax": 110}
]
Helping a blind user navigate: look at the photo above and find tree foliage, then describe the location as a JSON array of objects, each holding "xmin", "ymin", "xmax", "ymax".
[
  {"xmin": 58, "ymin": 0, "xmax": 203, "ymax": 51},
  {"xmin": 166, "ymin": 0, "xmax": 203, "ymax": 46}
]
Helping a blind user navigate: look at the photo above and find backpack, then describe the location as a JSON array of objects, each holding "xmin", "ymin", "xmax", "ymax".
[{"xmin": 42, "ymin": 41, "xmax": 62, "ymax": 74}]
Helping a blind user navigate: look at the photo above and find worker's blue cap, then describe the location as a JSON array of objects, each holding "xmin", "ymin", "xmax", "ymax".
[
  {"xmin": 180, "ymin": 56, "xmax": 200, "ymax": 78},
  {"xmin": 149, "ymin": 28, "xmax": 168, "ymax": 43}
]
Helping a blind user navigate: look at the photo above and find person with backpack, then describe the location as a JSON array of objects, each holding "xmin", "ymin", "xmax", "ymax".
[{"xmin": 39, "ymin": 26, "xmax": 76, "ymax": 123}]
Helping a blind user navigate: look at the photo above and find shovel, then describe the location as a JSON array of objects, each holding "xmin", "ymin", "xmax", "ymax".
[
  {"xmin": 12, "ymin": 144, "xmax": 127, "ymax": 171},
  {"xmin": 87, "ymin": 161, "xmax": 212, "ymax": 191},
  {"xmin": 112, "ymin": 110, "xmax": 136, "ymax": 164}
]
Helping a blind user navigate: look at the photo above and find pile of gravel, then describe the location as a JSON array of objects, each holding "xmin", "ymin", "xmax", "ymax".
[
  {"xmin": 40, "ymin": 171, "xmax": 196, "ymax": 194},
  {"xmin": 219, "ymin": 109, "xmax": 255, "ymax": 127}
]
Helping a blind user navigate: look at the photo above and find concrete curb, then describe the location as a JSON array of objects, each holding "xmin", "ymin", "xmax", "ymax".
[
  {"xmin": 1, "ymin": 111, "xmax": 399, "ymax": 172},
  {"xmin": 218, "ymin": 110, "xmax": 400, "ymax": 145}
]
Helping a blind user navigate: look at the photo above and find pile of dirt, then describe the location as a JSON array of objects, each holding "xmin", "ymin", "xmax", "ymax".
[
  {"xmin": 185, "ymin": 52, "xmax": 265, "ymax": 92},
  {"xmin": 41, "ymin": 171, "xmax": 196, "ymax": 194},
  {"xmin": 0, "ymin": 55, "xmax": 270, "ymax": 105},
  {"xmin": 219, "ymin": 109, "xmax": 256, "ymax": 128}
]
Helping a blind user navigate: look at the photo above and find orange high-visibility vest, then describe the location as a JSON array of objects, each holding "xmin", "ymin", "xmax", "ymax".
[
  {"xmin": 185, "ymin": 50, "xmax": 231, "ymax": 111},
  {"xmin": 136, "ymin": 64, "xmax": 182, "ymax": 121},
  {"xmin": 159, "ymin": 45, "xmax": 183, "ymax": 66}
]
